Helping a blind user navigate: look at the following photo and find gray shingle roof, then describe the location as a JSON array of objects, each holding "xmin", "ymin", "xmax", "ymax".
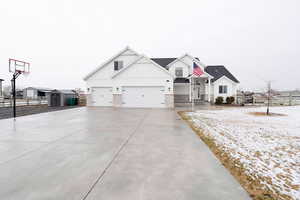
[
  {"xmin": 151, "ymin": 58, "xmax": 177, "ymax": 69},
  {"xmin": 174, "ymin": 78, "xmax": 190, "ymax": 83},
  {"xmin": 24, "ymin": 87, "xmax": 54, "ymax": 92},
  {"xmin": 151, "ymin": 57, "xmax": 201, "ymax": 69},
  {"xmin": 205, "ymin": 65, "xmax": 239, "ymax": 83},
  {"xmin": 151, "ymin": 58, "xmax": 239, "ymax": 84}
]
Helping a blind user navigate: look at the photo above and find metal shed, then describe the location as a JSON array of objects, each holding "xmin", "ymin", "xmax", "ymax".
[{"xmin": 50, "ymin": 90, "xmax": 77, "ymax": 107}]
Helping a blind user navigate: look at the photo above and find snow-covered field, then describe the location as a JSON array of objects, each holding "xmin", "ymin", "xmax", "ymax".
[{"xmin": 188, "ymin": 106, "xmax": 300, "ymax": 199}]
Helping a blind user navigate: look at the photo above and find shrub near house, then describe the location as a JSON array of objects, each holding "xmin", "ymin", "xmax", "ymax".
[
  {"xmin": 215, "ymin": 96, "xmax": 235, "ymax": 105},
  {"xmin": 215, "ymin": 96, "xmax": 224, "ymax": 105},
  {"xmin": 226, "ymin": 96, "xmax": 235, "ymax": 104}
]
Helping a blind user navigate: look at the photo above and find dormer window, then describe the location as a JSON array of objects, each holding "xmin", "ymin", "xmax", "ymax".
[
  {"xmin": 114, "ymin": 61, "xmax": 123, "ymax": 71},
  {"xmin": 175, "ymin": 67, "xmax": 183, "ymax": 77}
]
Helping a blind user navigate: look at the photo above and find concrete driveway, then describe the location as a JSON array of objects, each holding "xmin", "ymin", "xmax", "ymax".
[{"xmin": 0, "ymin": 107, "xmax": 250, "ymax": 200}]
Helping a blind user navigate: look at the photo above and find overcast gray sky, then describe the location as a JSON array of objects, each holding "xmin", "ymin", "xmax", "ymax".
[{"xmin": 0, "ymin": 0, "xmax": 299, "ymax": 91}]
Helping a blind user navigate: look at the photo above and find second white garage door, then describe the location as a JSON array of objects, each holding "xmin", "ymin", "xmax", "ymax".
[{"xmin": 122, "ymin": 86, "xmax": 165, "ymax": 108}]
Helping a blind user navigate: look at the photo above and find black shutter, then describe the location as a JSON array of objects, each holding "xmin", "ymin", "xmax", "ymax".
[
  {"xmin": 114, "ymin": 61, "xmax": 118, "ymax": 71},
  {"xmin": 219, "ymin": 86, "xmax": 222, "ymax": 93}
]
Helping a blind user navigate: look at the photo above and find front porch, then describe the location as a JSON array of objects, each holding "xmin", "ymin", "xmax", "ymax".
[{"xmin": 173, "ymin": 76, "xmax": 212, "ymax": 106}]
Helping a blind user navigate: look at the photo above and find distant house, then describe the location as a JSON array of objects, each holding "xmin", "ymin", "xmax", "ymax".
[
  {"xmin": 23, "ymin": 87, "xmax": 53, "ymax": 99},
  {"xmin": 84, "ymin": 47, "xmax": 239, "ymax": 108},
  {"xmin": 253, "ymin": 93, "xmax": 267, "ymax": 104}
]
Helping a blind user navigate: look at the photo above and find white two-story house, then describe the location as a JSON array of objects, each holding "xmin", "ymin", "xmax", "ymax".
[{"xmin": 84, "ymin": 47, "xmax": 239, "ymax": 108}]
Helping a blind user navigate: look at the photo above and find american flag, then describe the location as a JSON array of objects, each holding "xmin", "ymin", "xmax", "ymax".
[{"xmin": 193, "ymin": 62, "xmax": 204, "ymax": 76}]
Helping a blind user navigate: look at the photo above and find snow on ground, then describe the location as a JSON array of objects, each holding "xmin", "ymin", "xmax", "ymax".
[{"xmin": 188, "ymin": 106, "xmax": 300, "ymax": 199}]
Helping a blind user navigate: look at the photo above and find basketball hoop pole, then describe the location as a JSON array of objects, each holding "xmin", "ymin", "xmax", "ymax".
[{"xmin": 11, "ymin": 71, "xmax": 22, "ymax": 118}]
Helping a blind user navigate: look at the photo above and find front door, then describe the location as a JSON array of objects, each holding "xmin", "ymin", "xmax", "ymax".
[{"xmin": 194, "ymin": 85, "xmax": 201, "ymax": 99}]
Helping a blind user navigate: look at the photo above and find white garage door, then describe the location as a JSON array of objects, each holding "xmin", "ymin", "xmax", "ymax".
[
  {"xmin": 91, "ymin": 87, "xmax": 112, "ymax": 106},
  {"xmin": 122, "ymin": 86, "xmax": 165, "ymax": 108}
]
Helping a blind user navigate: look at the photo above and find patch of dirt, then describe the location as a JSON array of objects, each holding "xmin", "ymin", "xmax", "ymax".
[
  {"xmin": 248, "ymin": 112, "xmax": 287, "ymax": 117},
  {"xmin": 178, "ymin": 111, "xmax": 293, "ymax": 200}
]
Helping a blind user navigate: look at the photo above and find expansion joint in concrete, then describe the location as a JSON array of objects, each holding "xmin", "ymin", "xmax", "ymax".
[{"xmin": 81, "ymin": 110, "xmax": 150, "ymax": 200}]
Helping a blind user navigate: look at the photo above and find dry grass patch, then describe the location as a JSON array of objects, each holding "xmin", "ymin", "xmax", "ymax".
[{"xmin": 248, "ymin": 112, "xmax": 287, "ymax": 117}]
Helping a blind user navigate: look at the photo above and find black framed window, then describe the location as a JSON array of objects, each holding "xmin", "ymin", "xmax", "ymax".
[
  {"xmin": 219, "ymin": 85, "xmax": 228, "ymax": 94},
  {"xmin": 114, "ymin": 61, "xmax": 123, "ymax": 71}
]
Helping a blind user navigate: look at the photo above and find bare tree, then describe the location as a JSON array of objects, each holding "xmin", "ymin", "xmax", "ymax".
[
  {"xmin": 266, "ymin": 81, "xmax": 271, "ymax": 115},
  {"xmin": 2, "ymin": 85, "xmax": 22, "ymax": 98},
  {"xmin": 3, "ymin": 85, "xmax": 12, "ymax": 98}
]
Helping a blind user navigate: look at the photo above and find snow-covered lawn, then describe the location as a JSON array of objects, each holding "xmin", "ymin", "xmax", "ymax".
[{"xmin": 188, "ymin": 106, "xmax": 300, "ymax": 200}]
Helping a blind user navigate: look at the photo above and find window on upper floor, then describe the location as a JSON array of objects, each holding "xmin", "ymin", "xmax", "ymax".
[
  {"xmin": 219, "ymin": 85, "xmax": 228, "ymax": 94},
  {"xmin": 114, "ymin": 61, "xmax": 123, "ymax": 71},
  {"xmin": 175, "ymin": 67, "xmax": 183, "ymax": 77}
]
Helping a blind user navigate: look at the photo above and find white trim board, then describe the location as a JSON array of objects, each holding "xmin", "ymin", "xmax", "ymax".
[{"xmin": 213, "ymin": 75, "xmax": 238, "ymax": 85}]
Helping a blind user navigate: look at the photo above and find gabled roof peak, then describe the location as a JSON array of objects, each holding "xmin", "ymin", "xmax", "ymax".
[
  {"xmin": 83, "ymin": 46, "xmax": 140, "ymax": 80},
  {"xmin": 205, "ymin": 65, "xmax": 239, "ymax": 83}
]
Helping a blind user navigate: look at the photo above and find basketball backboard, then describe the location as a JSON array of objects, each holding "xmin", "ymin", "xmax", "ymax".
[{"xmin": 9, "ymin": 58, "xmax": 30, "ymax": 74}]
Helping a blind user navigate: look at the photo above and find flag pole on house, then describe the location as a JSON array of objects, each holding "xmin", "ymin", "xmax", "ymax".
[
  {"xmin": 191, "ymin": 76, "xmax": 194, "ymax": 111},
  {"xmin": 192, "ymin": 61, "xmax": 204, "ymax": 111}
]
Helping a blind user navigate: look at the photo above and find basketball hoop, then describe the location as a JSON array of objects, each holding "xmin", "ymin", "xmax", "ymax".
[
  {"xmin": 9, "ymin": 58, "xmax": 30, "ymax": 75},
  {"xmin": 9, "ymin": 58, "xmax": 30, "ymax": 118}
]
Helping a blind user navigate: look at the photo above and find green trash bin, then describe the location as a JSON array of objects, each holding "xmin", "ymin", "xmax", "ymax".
[
  {"xmin": 66, "ymin": 98, "xmax": 72, "ymax": 106},
  {"xmin": 66, "ymin": 98, "xmax": 78, "ymax": 106},
  {"xmin": 74, "ymin": 98, "xmax": 78, "ymax": 105}
]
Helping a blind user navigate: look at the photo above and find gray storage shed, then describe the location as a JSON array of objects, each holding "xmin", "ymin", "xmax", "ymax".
[{"xmin": 50, "ymin": 90, "xmax": 77, "ymax": 107}]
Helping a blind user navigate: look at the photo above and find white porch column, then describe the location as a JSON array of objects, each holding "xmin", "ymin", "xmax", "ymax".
[
  {"xmin": 208, "ymin": 77, "xmax": 211, "ymax": 103},
  {"xmin": 189, "ymin": 77, "xmax": 192, "ymax": 102}
]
